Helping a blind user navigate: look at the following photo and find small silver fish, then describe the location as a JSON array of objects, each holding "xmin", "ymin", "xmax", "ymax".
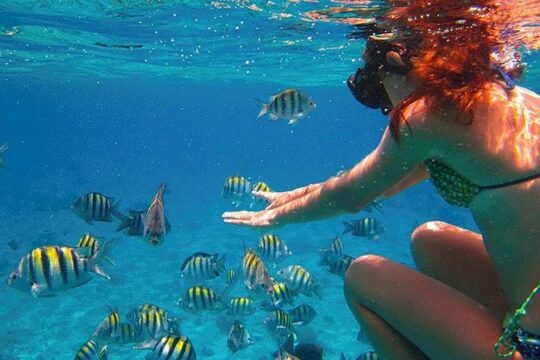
[
  {"xmin": 257, "ymin": 89, "xmax": 316, "ymax": 125},
  {"xmin": 227, "ymin": 320, "xmax": 254, "ymax": 353},
  {"xmin": 343, "ymin": 218, "xmax": 385, "ymax": 240}
]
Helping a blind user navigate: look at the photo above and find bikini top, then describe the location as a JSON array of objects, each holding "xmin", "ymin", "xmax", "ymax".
[{"xmin": 425, "ymin": 159, "xmax": 540, "ymax": 207}]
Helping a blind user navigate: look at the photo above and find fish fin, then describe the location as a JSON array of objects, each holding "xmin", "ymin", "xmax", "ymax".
[
  {"xmin": 269, "ymin": 113, "xmax": 279, "ymax": 120},
  {"xmin": 101, "ymin": 239, "xmax": 118, "ymax": 267},
  {"xmin": 133, "ymin": 338, "xmax": 158, "ymax": 350},
  {"xmin": 165, "ymin": 218, "xmax": 171, "ymax": 233},
  {"xmin": 313, "ymin": 283, "xmax": 323, "ymax": 300},
  {"xmin": 342, "ymin": 221, "xmax": 353, "ymax": 234},
  {"xmin": 288, "ymin": 118, "xmax": 299, "ymax": 126},
  {"xmin": 88, "ymin": 247, "xmax": 111, "ymax": 280},
  {"xmin": 98, "ymin": 345, "xmax": 108, "ymax": 360},
  {"xmin": 256, "ymin": 100, "xmax": 269, "ymax": 119},
  {"xmin": 31, "ymin": 283, "xmax": 45, "ymax": 297},
  {"xmin": 216, "ymin": 254, "xmax": 226, "ymax": 274}
]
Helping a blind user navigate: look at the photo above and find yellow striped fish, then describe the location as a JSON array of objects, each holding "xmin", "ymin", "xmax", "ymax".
[
  {"xmin": 115, "ymin": 210, "xmax": 146, "ymax": 236},
  {"xmin": 258, "ymin": 234, "xmax": 292, "ymax": 263},
  {"xmin": 278, "ymin": 265, "xmax": 321, "ymax": 299},
  {"xmin": 261, "ymin": 282, "xmax": 296, "ymax": 311},
  {"xmin": 227, "ymin": 297, "xmax": 256, "ymax": 316},
  {"xmin": 318, "ymin": 236, "xmax": 344, "ymax": 266},
  {"xmin": 177, "ymin": 285, "xmax": 223, "ymax": 311},
  {"xmin": 74, "ymin": 339, "xmax": 108, "ymax": 360},
  {"xmin": 71, "ymin": 192, "xmax": 120, "ymax": 224},
  {"xmin": 135, "ymin": 335, "xmax": 196, "ymax": 360},
  {"xmin": 257, "ymin": 89, "xmax": 316, "ymax": 125},
  {"xmin": 288, "ymin": 304, "xmax": 317, "ymax": 326},
  {"xmin": 225, "ymin": 266, "xmax": 240, "ymax": 290},
  {"xmin": 93, "ymin": 309, "xmax": 121, "ymax": 343},
  {"xmin": 76, "ymin": 233, "xmax": 116, "ymax": 266},
  {"xmin": 180, "ymin": 252, "xmax": 225, "ymax": 280},
  {"xmin": 115, "ymin": 323, "xmax": 141, "ymax": 344},
  {"xmin": 252, "ymin": 181, "xmax": 272, "ymax": 204},
  {"xmin": 222, "ymin": 175, "xmax": 252, "ymax": 199},
  {"xmin": 328, "ymin": 255, "xmax": 353, "ymax": 277},
  {"xmin": 7, "ymin": 245, "xmax": 110, "ymax": 297},
  {"xmin": 264, "ymin": 309, "xmax": 294, "ymax": 344},
  {"xmin": 242, "ymin": 248, "xmax": 274, "ymax": 294},
  {"xmin": 128, "ymin": 304, "xmax": 178, "ymax": 339}
]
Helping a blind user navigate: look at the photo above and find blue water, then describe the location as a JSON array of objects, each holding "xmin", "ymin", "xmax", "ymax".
[{"xmin": 0, "ymin": 1, "xmax": 539, "ymax": 360}]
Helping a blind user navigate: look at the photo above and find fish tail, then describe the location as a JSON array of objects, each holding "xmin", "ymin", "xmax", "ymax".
[
  {"xmin": 88, "ymin": 245, "xmax": 111, "ymax": 280},
  {"xmin": 133, "ymin": 338, "xmax": 158, "ymax": 350},
  {"xmin": 101, "ymin": 239, "xmax": 118, "ymax": 266},
  {"xmin": 217, "ymin": 254, "xmax": 226, "ymax": 274},
  {"xmin": 115, "ymin": 211, "xmax": 131, "ymax": 232},
  {"xmin": 313, "ymin": 283, "xmax": 323, "ymax": 300},
  {"xmin": 98, "ymin": 345, "xmax": 108, "ymax": 360},
  {"xmin": 158, "ymin": 182, "xmax": 167, "ymax": 195},
  {"xmin": 110, "ymin": 200, "xmax": 124, "ymax": 221},
  {"xmin": 343, "ymin": 221, "xmax": 353, "ymax": 234},
  {"xmin": 256, "ymin": 99, "xmax": 269, "ymax": 119}
]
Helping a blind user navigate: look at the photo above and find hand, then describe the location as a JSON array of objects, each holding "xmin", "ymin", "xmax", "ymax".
[{"xmin": 222, "ymin": 184, "xmax": 321, "ymax": 228}]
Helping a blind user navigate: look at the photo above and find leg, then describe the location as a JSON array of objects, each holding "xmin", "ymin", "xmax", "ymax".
[
  {"xmin": 411, "ymin": 221, "xmax": 509, "ymax": 320},
  {"xmin": 344, "ymin": 255, "xmax": 523, "ymax": 360}
]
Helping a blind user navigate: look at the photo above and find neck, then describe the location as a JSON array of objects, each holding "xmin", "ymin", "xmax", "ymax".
[{"xmin": 381, "ymin": 72, "xmax": 416, "ymax": 106}]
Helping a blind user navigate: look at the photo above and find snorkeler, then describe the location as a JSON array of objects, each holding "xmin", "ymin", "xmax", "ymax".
[{"xmin": 223, "ymin": 0, "xmax": 540, "ymax": 359}]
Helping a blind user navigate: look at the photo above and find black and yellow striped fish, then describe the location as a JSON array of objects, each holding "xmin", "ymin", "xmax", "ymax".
[
  {"xmin": 227, "ymin": 297, "xmax": 256, "ymax": 316},
  {"xmin": 264, "ymin": 282, "xmax": 295, "ymax": 310},
  {"xmin": 178, "ymin": 285, "xmax": 222, "ymax": 311},
  {"xmin": 258, "ymin": 234, "xmax": 292, "ymax": 263},
  {"xmin": 264, "ymin": 309, "xmax": 294, "ymax": 344},
  {"xmin": 116, "ymin": 210, "xmax": 146, "ymax": 236},
  {"xmin": 7, "ymin": 245, "xmax": 110, "ymax": 297},
  {"xmin": 74, "ymin": 339, "xmax": 108, "ymax": 360},
  {"xmin": 222, "ymin": 175, "xmax": 252, "ymax": 199},
  {"xmin": 256, "ymin": 89, "xmax": 316, "ymax": 125},
  {"xmin": 128, "ymin": 303, "xmax": 178, "ymax": 339},
  {"xmin": 252, "ymin": 181, "xmax": 271, "ymax": 193},
  {"xmin": 225, "ymin": 267, "xmax": 240, "ymax": 290},
  {"xmin": 278, "ymin": 265, "xmax": 321, "ymax": 299},
  {"xmin": 71, "ymin": 192, "xmax": 120, "ymax": 225},
  {"xmin": 135, "ymin": 335, "xmax": 196, "ymax": 360},
  {"xmin": 93, "ymin": 309, "xmax": 121, "ymax": 343},
  {"xmin": 288, "ymin": 304, "xmax": 317, "ymax": 326},
  {"xmin": 243, "ymin": 248, "xmax": 274, "ymax": 294},
  {"xmin": 319, "ymin": 236, "xmax": 344, "ymax": 266},
  {"xmin": 328, "ymin": 255, "xmax": 353, "ymax": 277},
  {"xmin": 76, "ymin": 233, "xmax": 116, "ymax": 266},
  {"xmin": 343, "ymin": 218, "xmax": 385, "ymax": 240},
  {"xmin": 180, "ymin": 252, "xmax": 225, "ymax": 280},
  {"xmin": 115, "ymin": 323, "xmax": 141, "ymax": 344}
]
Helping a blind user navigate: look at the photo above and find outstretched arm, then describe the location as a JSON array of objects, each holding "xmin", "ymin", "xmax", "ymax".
[{"xmin": 223, "ymin": 119, "xmax": 432, "ymax": 227}]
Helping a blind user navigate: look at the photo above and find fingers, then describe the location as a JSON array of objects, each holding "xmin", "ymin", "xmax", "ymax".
[
  {"xmin": 252, "ymin": 190, "xmax": 279, "ymax": 202},
  {"xmin": 222, "ymin": 211, "xmax": 255, "ymax": 221}
]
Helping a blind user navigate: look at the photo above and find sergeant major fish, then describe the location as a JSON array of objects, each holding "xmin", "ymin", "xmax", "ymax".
[
  {"xmin": 177, "ymin": 285, "xmax": 224, "ymax": 312},
  {"xmin": 278, "ymin": 265, "xmax": 321, "ymax": 299},
  {"xmin": 258, "ymin": 234, "xmax": 292, "ymax": 265},
  {"xmin": 257, "ymin": 89, "xmax": 316, "ymax": 126},
  {"xmin": 74, "ymin": 339, "xmax": 108, "ymax": 360},
  {"xmin": 180, "ymin": 252, "xmax": 225, "ymax": 281},
  {"xmin": 144, "ymin": 183, "xmax": 169, "ymax": 246},
  {"xmin": 343, "ymin": 218, "xmax": 384, "ymax": 240},
  {"xmin": 128, "ymin": 303, "xmax": 179, "ymax": 339},
  {"xmin": 71, "ymin": 192, "xmax": 121, "ymax": 225},
  {"xmin": 116, "ymin": 210, "xmax": 145, "ymax": 236},
  {"xmin": 134, "ymin": 335, "xmax": 196, "ymax": 360},
  {"xmin": 243, "ymin": 248, "xmax": 274, "ymax": 294},
  {"xmin": 288, "ymin": 304, "xmax": 317, "ymax": 326},
  {"xmin": 7, "ymin": 245, "xmax": 110, "ymax": 297},
  {"xmin": 252, "ymin": 181, "xmax": 272, "ymax": 204},
  {"xmin": 261, "ymin": 282, "xmax": 296, "ymax": 311},
  {"xmin": 227, "ymin": 297, "xmax": 256, "ymax": 316},
  {"xmin": 318, "ymin": 236, "xmax": 344, "ymax": 266},
  {"xmin": 93, "ymin": 309, "xmax": 121, "ymax": 343},
  {"xmin": 327, "ymin": 255, "xmax": 353, "ymax": 277},
  {"xmin": 223, "ymin": 175, "xmax": 252, "ymax": 207},
  {"xmin": 76, "ymin": 233, "xmax": 116, "ymax": 266}
]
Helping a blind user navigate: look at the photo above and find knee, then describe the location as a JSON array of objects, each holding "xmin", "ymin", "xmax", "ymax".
[
  {"xmin": 411, "ymin": 221, "xmax": 450, "ymax": 256},
  {"xmin": 344, "ymin": 254, "xmax": 389, "ymax": 305}
]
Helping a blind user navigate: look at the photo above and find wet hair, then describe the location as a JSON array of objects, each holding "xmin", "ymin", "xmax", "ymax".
[{"xmin": 381, "ymin": 0, "xmax": 540, "ymax": 140}]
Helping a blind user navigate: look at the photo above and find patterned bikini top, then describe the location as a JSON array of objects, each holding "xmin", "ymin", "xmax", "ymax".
[{"xmin": 425, "ymin": 159, "xmax": 540, "ymax": 208}]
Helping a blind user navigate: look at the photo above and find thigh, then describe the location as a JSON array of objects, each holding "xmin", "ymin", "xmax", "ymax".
[
  {"xmin": 411, "ymin": 221, "xmax": 509, "ymax": 319},
  {"xmin": 344, "ymin": 255, "xmax": 521, "ymax": 360}
]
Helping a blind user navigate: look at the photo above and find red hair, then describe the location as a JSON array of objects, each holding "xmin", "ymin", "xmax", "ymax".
[{"xmin": 382, "ymin": 0, "xmax": 540, "ymax": 140}]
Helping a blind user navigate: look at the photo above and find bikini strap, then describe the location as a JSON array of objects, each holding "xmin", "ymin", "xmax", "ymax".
[
  {"xmin": 494, "ymin": 284, "xmax": 540, "ymax": 358},
  {"xmin": 482, "ymin": 172, "xmax": 540, "ymax": 190}
]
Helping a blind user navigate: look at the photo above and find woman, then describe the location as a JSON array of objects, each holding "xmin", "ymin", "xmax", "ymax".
[{"xmin": 223, "ymin": 1, "xmax": 540, "ymax": 359}]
